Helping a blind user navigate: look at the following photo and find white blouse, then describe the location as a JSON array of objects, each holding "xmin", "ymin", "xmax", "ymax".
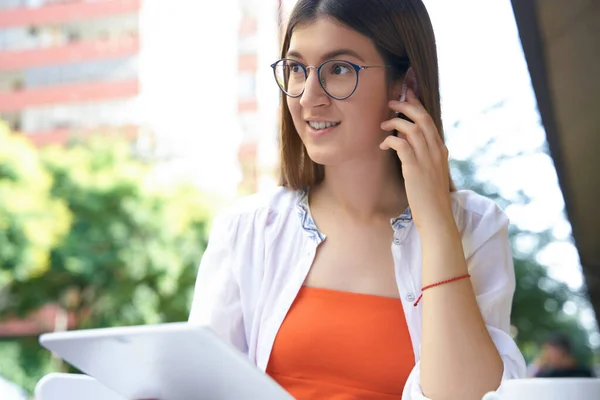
[{"xmin": 188, "ymin": 186, "xmax": 527, "ymax": 399}]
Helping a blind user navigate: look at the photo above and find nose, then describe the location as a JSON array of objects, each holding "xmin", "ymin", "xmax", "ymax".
[{"xmin": 299, "ymin": 66, "xmax": 330, "ymax": 109}]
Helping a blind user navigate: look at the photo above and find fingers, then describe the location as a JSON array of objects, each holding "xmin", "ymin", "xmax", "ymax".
[
  {"xmin": 381, "ymin": 118, "xmax": 429, "ymax": 159},
  {"xmin": 379, "ymin": 135, "xmax": 416, "ymax": 166},
  {"xmin": 384, "ymin": 90, "xmax": 449, "ymax": 166},
  {"xmin": 389, "ymin": 89, "xmax": 443, "ymax": 150},
  {"xmin": 381, "ymin": 117, "xmax": 428, "ymax": 162}
]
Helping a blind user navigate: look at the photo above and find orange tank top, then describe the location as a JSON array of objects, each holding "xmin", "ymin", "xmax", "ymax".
[{"xmin": 266, "ymin": 286, "xmax": 415, "ymax": 399}]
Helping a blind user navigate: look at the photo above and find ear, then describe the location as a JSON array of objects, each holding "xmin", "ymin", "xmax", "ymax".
[{"xmin": 399, "ymin": 67, "xmax": 419, "ymax": 102}]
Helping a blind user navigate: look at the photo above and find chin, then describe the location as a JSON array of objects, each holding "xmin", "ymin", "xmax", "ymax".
[{"xmin": 304, "ymin": 146, "xmax": 342, "ymax": 166}]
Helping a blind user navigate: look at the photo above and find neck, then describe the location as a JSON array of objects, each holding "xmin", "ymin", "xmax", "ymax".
[{"xmin": 312, "ymin": 151, "xmax": 408, "ymax": 222}]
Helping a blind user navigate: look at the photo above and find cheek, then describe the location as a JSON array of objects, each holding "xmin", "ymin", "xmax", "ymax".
[
  {"xmin": 351, "ymin": 82, "xmax": 392, "ymax": 125},
  {"xmin": 346, "ymin": 97, "xmax": 390, "ymax": 133}
]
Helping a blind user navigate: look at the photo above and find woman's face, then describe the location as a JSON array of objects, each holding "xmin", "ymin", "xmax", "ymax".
[{"xmin": 286, "ymin": 17, "xmax": 402, "ymax": 167}]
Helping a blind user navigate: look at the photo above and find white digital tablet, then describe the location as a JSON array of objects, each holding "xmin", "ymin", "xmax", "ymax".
[
  {"xmin": 39, "ymin": 322, "xmax": 294, "ymax": 400},
  {"xmin": 35, "ymin": 373, "xmax": 126, "ymax": 400}
]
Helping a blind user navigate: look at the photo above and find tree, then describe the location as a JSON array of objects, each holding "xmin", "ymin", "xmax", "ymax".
[
  {"xmin": 0, "ymin": 121, "xmax": 71, "ymax": 314},
  {"xmin": 0, "ymin": 123, "xmax": 72, "ymax": 392},
  {"xmin": 1, "ymin": 132, "xmax": 215, "ymax": 393}
]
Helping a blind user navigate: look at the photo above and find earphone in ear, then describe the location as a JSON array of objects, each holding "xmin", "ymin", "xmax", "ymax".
[
  {"xmin": 396, "ymin": 83, "xmax": 413, "ymax": 125},
  {"xmin": 399, "ymin": 83, "xmax": 408, "ymax": 103},
  {"xmin": 391, "ymin": 68, "xmax": 416, "ymax": 136}
]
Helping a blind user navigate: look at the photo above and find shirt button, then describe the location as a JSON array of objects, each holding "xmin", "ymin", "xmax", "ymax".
[
  {"xmin": 393, "ymin": 238, "xmax": 401, "ymax": 245},
  {"xmin": 406, "ymin": 294, "xmax": 415, "ymax": 302}
]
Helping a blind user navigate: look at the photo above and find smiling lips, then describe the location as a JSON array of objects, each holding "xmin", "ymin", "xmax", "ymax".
[{"xmin": 307, "ymin": 121, "xmax": 341, "ymax": 130}]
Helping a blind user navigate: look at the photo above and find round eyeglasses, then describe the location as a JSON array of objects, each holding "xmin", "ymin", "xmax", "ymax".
[{"xmin": 270, "ymin": 58, "xmax": 390, "ymax": 100}]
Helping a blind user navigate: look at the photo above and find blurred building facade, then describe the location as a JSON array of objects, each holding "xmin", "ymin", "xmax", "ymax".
[
  {"xmin": 0, "ymin": 0, "xmax": 288, "ymax": 201},
  {"xmin": 0, "ymin": 0, "xmax": 142, "ymax": 146},
  {"xmin": 235, "ymin": 0, "xmax": 287, "ymax": 195}
]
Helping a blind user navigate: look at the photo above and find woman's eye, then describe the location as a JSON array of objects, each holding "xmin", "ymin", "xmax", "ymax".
[
  {"xmin": 289, "ymin": 63, "xmax": 302, "ymax": 73},
  {"xmin": 331, "ymin": 63, "xmax": 351, "ymax": 75}
]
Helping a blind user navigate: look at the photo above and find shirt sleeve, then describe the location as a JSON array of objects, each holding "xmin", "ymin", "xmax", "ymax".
[
  {"xmin": 402, "ymin": 200, "xmax": 527, "ymax": 399},
  {"xmin": 188, "ymin": 211, "xmax": 248, "ymax": 354}
]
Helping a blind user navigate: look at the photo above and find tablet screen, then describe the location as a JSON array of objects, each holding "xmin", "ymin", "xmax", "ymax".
[{"xmin": 39, "ymin": 323, "xmax": 293, "ymax": 400}]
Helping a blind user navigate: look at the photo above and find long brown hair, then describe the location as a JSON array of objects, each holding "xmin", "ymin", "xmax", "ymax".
[{"xmin": 278, "ymin": 0, "xmax": 455, "ymax": 191}]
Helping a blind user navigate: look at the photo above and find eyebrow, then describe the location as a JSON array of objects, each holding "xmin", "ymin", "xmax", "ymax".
[{"xmin": 286, "ymin": 48, "xmax": 366, "ymax": 63}]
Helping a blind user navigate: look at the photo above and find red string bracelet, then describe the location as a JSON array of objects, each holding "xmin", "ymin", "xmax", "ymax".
[{"xmin": 413, "ymin": 274, "xmax": 471, "ymax": 307}]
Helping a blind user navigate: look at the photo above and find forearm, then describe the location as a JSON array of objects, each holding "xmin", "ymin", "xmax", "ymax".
[{"xmin": 419, "ymin": 219, "xmax": 503, "ymax": 400}]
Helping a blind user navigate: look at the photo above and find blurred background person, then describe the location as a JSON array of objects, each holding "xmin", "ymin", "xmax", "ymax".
[{"xmin": 533, "ymin": 333, "xmax": 595, "ymax": 378}]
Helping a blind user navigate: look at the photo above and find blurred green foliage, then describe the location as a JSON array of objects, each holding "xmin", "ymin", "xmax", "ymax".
[
  {"xmin": 0, "ymin": 125, "xmax": 214, "ymax": 393},
  {"xmin": 0, "ymin": 121, "xmax": 71, "ymax": 298}
]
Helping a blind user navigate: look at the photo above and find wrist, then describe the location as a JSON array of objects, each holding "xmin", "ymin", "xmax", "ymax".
[{"xmin": 419, "ymin": 216, "xmax": 468, "ymax": 283}]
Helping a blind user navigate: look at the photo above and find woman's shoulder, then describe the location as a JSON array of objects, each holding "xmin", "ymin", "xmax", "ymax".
[
  {"xmin": 450, "ymin": 190, "xmax": 509, "ymax": 256},
  {"xmin": 451, "ymin": 189, "xmax": 505, "ymax": 219},
  {"xmin": 213, "ymin": 185, "xmax": 303, "ymax": 230}
]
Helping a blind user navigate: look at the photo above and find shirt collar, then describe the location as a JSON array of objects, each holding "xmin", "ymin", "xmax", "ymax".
[
  {"xmin": 297, "ymin": 188, "xmax": 326, "ymax": 243},
  {"xmin": 296, "ymin": 188, "xmax": 413, "ymax": 242}
]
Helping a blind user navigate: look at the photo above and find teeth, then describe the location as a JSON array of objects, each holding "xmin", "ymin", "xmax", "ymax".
[{"xmin": 308, "ymin": 121, "xmax": 340, "ymax": 130}]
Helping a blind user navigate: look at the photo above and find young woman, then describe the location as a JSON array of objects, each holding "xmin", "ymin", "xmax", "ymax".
[{"xmin": 189, "ymin": 0, "xmax": 526, "ymax": 399}]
